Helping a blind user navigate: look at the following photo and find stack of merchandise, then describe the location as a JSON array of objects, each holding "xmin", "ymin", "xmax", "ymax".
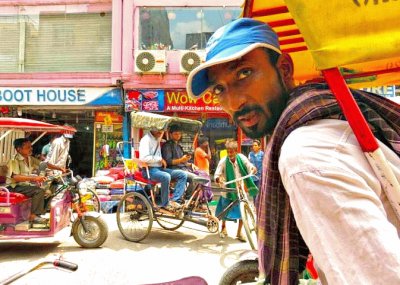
[
  {"xmin": 92, "ymin": 167, "xmax": 125, "ymax": 213},
  {"xmin": 109, "ymin": 179, "xmax": 125, "ymax": 200}
]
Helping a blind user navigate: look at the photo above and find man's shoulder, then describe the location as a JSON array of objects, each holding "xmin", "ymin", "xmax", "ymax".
[{"xmin": 162, "ymin": 140, "xmax": 174, "ymax": 147}]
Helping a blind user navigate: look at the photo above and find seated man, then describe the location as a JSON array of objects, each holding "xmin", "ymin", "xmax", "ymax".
[
  {"xmin": 139, "ymin": 128, "xmax": 187, "ymax": 211},
  {"xmin": 161, "ymin": 124, "xmax": 197, "ymax": 198},
  {"xmin": 6, "ymin": 138, "xmax": 66, "ymax": 224}
]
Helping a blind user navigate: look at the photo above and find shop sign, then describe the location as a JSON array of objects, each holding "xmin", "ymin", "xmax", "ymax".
[
  {"xmin": 125, "ymin": 90, "xmax": 141, "ymax": 112},
  {"xmin": 0, "ymin": 87, "xmax": 122, "ymax": 106},
  {"xmin": 361, "ymin": 85, "xmax": 397, "ymax": 99},
  {"xmin": 165, "ymin": 90, "xmax": 222, "ymax": 113},
  {"xmin": 125, "ymin": 90, "xmax": 165, "ymax": 112},
  {"xmin": 101, "ymin": 125, "xmax": 114, "ymax": 133},
  {"xmin": 95, "ymin": 111, "xmax": 123, "ymax": 124},
  {"xmin": 202, "ymin": 118, "xmax": 236, "ymax": 131}
]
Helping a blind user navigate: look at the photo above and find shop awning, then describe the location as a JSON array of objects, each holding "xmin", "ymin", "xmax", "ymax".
[
  {"xmin": 0, "ymin": 118, "xmax": 77, "ymax": 133},
  {"xmin": 86, "ymin": 88, "xmax": 122, "ymax": 106},
  {"xmin": 243, "ymin": 0, "xmax": 400, "ymax": 88},
  {"xmin": 131, "ymin": 112, "xmax": 202, "ymax": 134}
]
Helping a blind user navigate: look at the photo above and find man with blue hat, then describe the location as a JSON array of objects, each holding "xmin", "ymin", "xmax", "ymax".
[{"xmin": 187, "ymin": 17, "xmax": 400, "ymax": 284}]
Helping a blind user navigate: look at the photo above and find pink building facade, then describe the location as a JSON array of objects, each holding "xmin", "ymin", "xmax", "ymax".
[{"xmin": 0, "ymin": 0, "xmax": 243, "ymax": 175}]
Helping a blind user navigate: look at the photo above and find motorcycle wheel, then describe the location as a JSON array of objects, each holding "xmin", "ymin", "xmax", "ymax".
[
  {"xmin": 72, "ymin": 215, "xmax": 108, "ymax": 248},
  {"xmin": 219, "ymin": 260, "xmax": 259, "ymax": 285}
]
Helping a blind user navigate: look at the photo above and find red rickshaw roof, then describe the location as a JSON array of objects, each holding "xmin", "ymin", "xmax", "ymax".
[{"xmin": 0, "ymin": 118, "xmax": 77, "ymax": 133}]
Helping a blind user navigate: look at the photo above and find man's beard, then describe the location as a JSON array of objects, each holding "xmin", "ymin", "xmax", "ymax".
[
  {"xmin": 233, "ymin": 72, "xmax": 289, "ymax": 139},
  {"xmin": 233, "ymin": 105, "xmax": 267, "ymax": 139}
]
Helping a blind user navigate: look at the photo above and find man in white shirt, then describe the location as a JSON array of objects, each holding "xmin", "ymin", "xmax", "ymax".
[
  {"xmin": 46, "ymin": 133, "xmax": 72, "ymax": 170},
  {"xmin": 139, "ymin": 129, "xmax": 187, "ymax": 211}
]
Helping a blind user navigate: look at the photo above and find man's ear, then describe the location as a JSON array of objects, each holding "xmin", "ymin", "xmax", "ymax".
[{"xmin": 276, "ymin": 53, "xmax": 295, "ymax": 88}]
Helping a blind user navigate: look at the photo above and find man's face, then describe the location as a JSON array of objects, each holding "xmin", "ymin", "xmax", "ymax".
[
  {"xmin": 151, "ymin": 130, "xmax": 163, "ymax": 139},
  {"xmin": 252, "ymin": 142, "xmax": 261, "ymax": 153},
  {"xmin": 17, "ymin": 141, "xmax": 32, "ymax": 157},
  {"xmin": 207, "ymin": 48, "xmax": 289, "ymax": 139},
  {"xmin": 227, "ymin": 148, "xmax": 237, "ymax": 160},
  {"xmin": 170, "ymin": 131, "xmax": 182, "ymax": 142}
]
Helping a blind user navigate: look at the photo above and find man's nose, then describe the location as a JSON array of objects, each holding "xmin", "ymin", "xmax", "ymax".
[{"xmin": 226, "ymin": 88, "xmax": 247, "ymax": 112}]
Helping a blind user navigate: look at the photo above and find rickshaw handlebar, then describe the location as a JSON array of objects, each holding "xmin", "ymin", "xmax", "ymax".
[
  {"xmin": 0, "ymin": 259, "xmax": 78, "ymax": 285},
  {"xmin": 223, "ymin": 173, "xmax": 255, "ymax": 186}
]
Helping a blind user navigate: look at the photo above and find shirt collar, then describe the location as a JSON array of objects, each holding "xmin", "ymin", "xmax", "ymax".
[{"xmin": 14, "ymin": 152, "xmax": 26, "ymax": 161}]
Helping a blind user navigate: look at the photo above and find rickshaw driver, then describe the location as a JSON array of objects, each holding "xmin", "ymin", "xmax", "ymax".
[
  {"xmin": 186, "ymin": 18, "xmax": 400, "ymax": 284},
  {"xmin": 6, "ymin": 138, "xmax": 66, "ymax": 224},
  {"xmin": 139, "ymin": 129, "xmax": 188, "ymax": 212}
]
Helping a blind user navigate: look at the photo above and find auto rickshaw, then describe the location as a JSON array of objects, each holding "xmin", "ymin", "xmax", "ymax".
[{"xmin": 0, "ymin": 117, "xmax": 108, "ymax": 248}]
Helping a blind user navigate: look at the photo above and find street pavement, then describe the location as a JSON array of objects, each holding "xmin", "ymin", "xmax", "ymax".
[{"xmin": 0, "ymin": 212, "xmax": 253, "ymax": 285}]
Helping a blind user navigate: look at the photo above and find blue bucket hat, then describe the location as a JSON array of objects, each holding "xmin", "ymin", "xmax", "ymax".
[{"xmin": 186, "ymin": 18, "xmax": 281, "ymax": 99}]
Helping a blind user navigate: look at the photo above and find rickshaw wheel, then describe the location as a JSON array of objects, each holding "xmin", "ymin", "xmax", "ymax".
[
  {"xmin": 219, "ymin": 259, "xmax": 259, "ymax": 285},
  {"xmin": 116, "ymin": 192, "xmax": 153, "ymax": 242},
  {"xmin": 156, "ymin": 211, "xmax": 185, "ymax": 231},
  {"xmin": 240, "ymin": 202, "xmax": 258, "ymax": 250},
  {"xmin": 206, "ymin": 215, "xmax": 219, "ymax": 233}
]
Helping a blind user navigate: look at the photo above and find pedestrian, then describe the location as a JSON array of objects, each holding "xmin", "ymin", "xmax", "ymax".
[
  {"xmin": 40, "ymin": 135, "xmax": 56, "ymax": 161},
  {"xmin": 214, "ymin": 139, "xmax": 258, "ymax": 242},
  {"xmin": 247, "ymin": 139, "xmax": 264, "ymax": 188},
  {"xmin": 186, "ymin": 18, "xmax": 400, "ymax": 284},
  {"xmin": 194, "ymin": 136, "xmax": 211, "ymax": 174},
  {"xmin": 46, "ymin": 132, "xmax": 73, "ymax": 170}
]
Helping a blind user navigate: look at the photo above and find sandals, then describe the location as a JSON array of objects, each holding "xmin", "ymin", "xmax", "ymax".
[
  {"xmin": 168, "ymin": 201, "xmax": 182, "ymax": 209},
  {"xmin": 31, "ymin": 216, "xmax": 48, "ymax": 224},
  {"xmin": 236, "ymin": 233, "xmax": 247, "ymax": 242},
  {"xmin": 219, "ymin": 228, "xmax": 228, "ymax": 238}
]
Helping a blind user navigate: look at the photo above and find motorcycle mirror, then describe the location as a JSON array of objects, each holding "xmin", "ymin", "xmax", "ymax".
[
  {"xmin": 67, "ymin": 155, "xmax": 72, "ymax": 167},
  {"xmin": 38, "ymin": 162, "xmax": 48, "ymax": 172}
]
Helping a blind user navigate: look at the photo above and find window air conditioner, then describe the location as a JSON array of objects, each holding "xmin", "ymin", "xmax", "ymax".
[
  {"xmin": 179, "ymin": 50, "xmax": 206, "ymax": 74},
  {"xmin": 134, "ymin": 50, "xmax": 167, "ymax": 74}
]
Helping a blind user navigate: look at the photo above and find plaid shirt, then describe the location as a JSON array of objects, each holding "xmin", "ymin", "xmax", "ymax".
[{"xmin": 257, "ymin": 83, "xmax": 400, "ymax": 284}]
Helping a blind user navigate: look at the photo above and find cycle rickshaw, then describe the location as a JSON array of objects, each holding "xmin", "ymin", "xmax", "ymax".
[
  {"xmin": 218, "ymin": 1, "xmax": 400, "ymax": 284},
  {"xmin": 115, "ymin": 112, "xmax": 257, "ymax": 249}
]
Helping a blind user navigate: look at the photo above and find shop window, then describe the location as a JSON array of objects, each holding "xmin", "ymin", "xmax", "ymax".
[
  {"xmin": 0, "ymin": 5, "xmax": 112, "ymax": 72},
  {"xmin": 138, "ymin": 7, "xmax": 241, "ymax": 50}
]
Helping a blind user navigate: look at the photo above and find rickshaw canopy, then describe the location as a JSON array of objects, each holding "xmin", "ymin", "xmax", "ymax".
[
  {"xmin": 0, "ymin": 118, "xmax": 76, "ymax": 134},
  {"xmin": 130, "ymin": 112, "xmax": 202, "ymax": 134},
  {"xmin": 243, "ymin": 0, "xmax": 400, "ymax": 88}
]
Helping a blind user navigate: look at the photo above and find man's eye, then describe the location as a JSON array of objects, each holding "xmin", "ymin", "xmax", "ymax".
[
  {"xmin": 213, "ymin": 85, "xmax": 224, "ymax": 96},
  {"xmin": 238, "ymin": 69, "xmax": 252, "ymax": 80}
]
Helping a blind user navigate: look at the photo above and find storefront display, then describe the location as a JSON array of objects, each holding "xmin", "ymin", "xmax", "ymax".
[{"xmin": 93, "ymin": 111, "xmax": 124, "ymax": 174}]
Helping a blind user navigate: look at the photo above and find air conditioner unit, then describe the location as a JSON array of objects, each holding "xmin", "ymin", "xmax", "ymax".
[
  {"xmin": 179, "ymin": 50, "xmax": 206, "ymax": 73},
  {"xmin": 134, "ymin": 50, "xmax": 166, "ymax": 74}
]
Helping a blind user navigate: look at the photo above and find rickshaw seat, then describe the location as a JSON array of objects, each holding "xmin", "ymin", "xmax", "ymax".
[
  {"xmin": 0, "ymin": 188, "xmax": 29, "ymax": 204},
  {"xmin": 0, "ymin": 187, "xmax": 31, "ymax": 224},
  {"xmin": 133, "ymin": 170, "xmax": 159, "ymax": 186}
]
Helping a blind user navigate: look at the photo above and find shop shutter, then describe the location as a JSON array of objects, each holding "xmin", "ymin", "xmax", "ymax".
[
  {"xmin": 0, "ymin": 16, "xmax": 20, "ymax": 72},
  {"xmin": 0, "ymin": 12, "xmax": 111, "ymax": 73},
  {"xmin": 24, "ymin": 13, "xmax": 112, "ymax": 72}
]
